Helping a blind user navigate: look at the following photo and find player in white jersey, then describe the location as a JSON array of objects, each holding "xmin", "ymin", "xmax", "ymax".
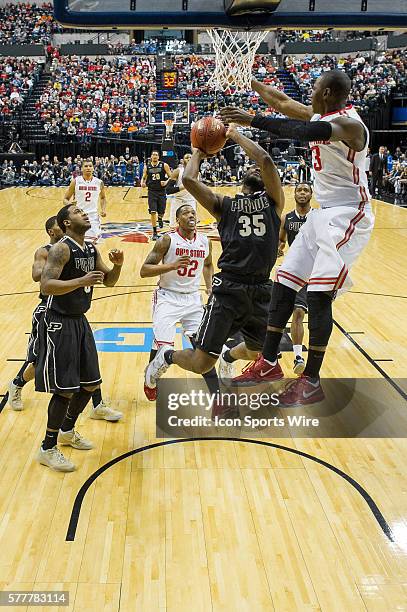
[
  {"xmin": 64, "ymin": 159, "xmax": 107, "ymax": 242},
  {"xmin": 166, "ymin": 153, "xmax": 197, "ymax": 228},
  {"xmin": 221, "ymin": 69, "xmax": 375, "ymax": 406},
  {"xmin": 140, "ymin": 204, "xmax": 214, "ymax": 401}
]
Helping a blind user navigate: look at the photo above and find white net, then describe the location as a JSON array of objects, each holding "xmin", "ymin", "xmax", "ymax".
[{"xmin": 206, "ymin": 29, "xmax": 268, "ymax": 93}]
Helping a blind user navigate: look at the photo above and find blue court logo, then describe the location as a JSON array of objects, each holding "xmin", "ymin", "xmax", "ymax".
[{"xmin": 93, "ymin": 326, "xmax": 192, "ymax": 352}]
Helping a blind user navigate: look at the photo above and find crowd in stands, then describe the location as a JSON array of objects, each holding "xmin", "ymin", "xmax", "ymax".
[
  {"xmin": 108, "ymin": 38, "xmax": 190, "ymax": 56},
  {"xmin": 285, "ymin": 50, "xmax": 407, "ymax": 114},
  {"xmin": 0, "ymin": 153, "xmax": 142, "ymax": 187},
  {"xmin": 278, "ymin": 29, "xmax": 387, "ymax": 46},
  {"xmin": 0, "ymin": 3, "xmax": 62, "ymax": 46},
  {"xmin": 36, "ymin": 54, "xmax": 284, "ymax": 141},
  {"xmin": 0, "ymin": 57, "xmax": 43, "ymax": 120}
]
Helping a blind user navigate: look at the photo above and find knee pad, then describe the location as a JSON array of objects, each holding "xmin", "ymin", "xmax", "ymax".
[
  {"xmin": 307, "ymin": 291, "xmax": 333, "ymax": 346},
  {"xmin": 267, "ymin": 282, "xmax": 297, "ymax": 328}
]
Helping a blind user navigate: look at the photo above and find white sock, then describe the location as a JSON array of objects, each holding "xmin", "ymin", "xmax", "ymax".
[
  {"xmin": 293, "ymin": 345, "xmax": 303, "ymax": 359},
  {"xmin": 263, "ymin": 357, "xmax": 277, "ymax": 366}
]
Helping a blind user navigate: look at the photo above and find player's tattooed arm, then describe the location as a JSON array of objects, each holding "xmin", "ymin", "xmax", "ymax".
[
  {"xmin": 32, "ymin": 247, "xmax": 50, "ymax": 282},
  {"xmin": 95, "ymin": 248, "xmax": 124, "ymax": 286},
  {"xmin": 140, "ymin": 234, "xmax": 190, "ymax": 278},
  {"xmin": 100, "ymin": 181, "xmax": 107, "ymax": 217},
  {"xmin": 278, "ymin": 214, "xmax": 287, "ymax": 257},
  {"xmin": 203, "ymin": 240, "xmax": 214, "ymax": 295},
  {"xmin": 41, "ymin": 242, "xmax": 103, "ymax": 295},
  {"xmin": 63, "ymin": 179, "xmax": 75, "ymax": 206},
  {"xmin": 182, "ymin": 149, "xmax": 223, "ymax": 221}
]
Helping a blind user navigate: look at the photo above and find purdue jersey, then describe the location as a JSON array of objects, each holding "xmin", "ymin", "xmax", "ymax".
[
  {"xmin": 46, "ymin": 236, "xmax": 97, "ymax": 315},
  {"xmin": 39, "ymin": 243, "xmax": 52, "ymax": 301},
  {"xmin": 74, "ymin": 175, "xmax": 102, "ymax": 214},
  {"xmin": 146, "ymin": 162, "xmax": 166, "ymax": 192},
  {"xmin": 160, "ymin": 231, "xmax": 209, "ymax": 293},
  {"xmin": 310, "ymin": 105, "xmax": 371, "ymax": 208},
  {"xmin": 217, "ymin": 191, "xmax": 281, "ymax": 282},
  {"xmin": 284, "ymin": 210, "xmax": 309, "ymax": 246}
]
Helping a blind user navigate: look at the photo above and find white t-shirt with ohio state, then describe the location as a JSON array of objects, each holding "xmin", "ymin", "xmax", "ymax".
[
  {"xmin": 160, "ymin": 230, "xmax": 209, "ymax": 294},
  {"xmin": 310, "ymin": 105, "xmax": 371, "ymax": 208},
  {"xmin": 74, "ymin": 175, "xmax": 102, "ymax": 215}
]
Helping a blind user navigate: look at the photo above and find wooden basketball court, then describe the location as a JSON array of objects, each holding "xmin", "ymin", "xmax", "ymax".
[{"xmin": 0, "ymin": 185, "xmax": 406, "ymax": 611}]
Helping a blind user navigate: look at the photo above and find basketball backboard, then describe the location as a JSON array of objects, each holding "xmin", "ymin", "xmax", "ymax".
[{"xmin": 54, "ymin": 0, "xmax": 407, "ymax": 30}]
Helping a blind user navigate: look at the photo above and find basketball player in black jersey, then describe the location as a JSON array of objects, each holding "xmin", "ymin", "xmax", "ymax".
[
  {"xmin": 8, "ymin": 216, "xmax": 63, "ymax": 410},
  {"xmin": 141, "ymin": 151, "xmax": 171, "ymax": 241},
  {"xmin": 145, "ymin": 124, "xmax": 284, "ymax": 394},
  {"xmin": 7, "ymin": 215, "xmax": 122, "ymax": 422},
  {"xmin": 35, "ymin": 203, "xmax": 124, "ymax": 472},
  {"xmin": 278, "ymin": 183, "xmax": 313, "ymax": 375}
]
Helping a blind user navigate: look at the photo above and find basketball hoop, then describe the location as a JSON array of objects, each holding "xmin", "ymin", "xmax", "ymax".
[
  {"xmin": 164, "ymin": 119, "xmax": 174, "ymax": 137},
  {"xmin": 206, "ymin": 29, "xmax": 268, "ymax": 93}
]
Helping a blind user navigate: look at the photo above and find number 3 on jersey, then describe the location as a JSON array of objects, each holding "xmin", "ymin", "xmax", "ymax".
[
  {"xmin": 311, "ymin": 145, "xmax": 323, "ymax": 172},
  {"xmin": 239, "ymin": 214, "xmax": 266, "ymax": 237}
]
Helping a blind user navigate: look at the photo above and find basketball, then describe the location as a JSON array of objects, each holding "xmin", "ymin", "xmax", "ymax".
[{"xmin": 190, "ymin": 116, "xmax": 227, "ymax": 155}]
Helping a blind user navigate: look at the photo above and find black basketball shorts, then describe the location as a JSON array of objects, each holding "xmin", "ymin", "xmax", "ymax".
[
  {"xmin": 148, "ymin": 190, "xmax": 167, "ymax": 216},
  {"xmin": 294, "ymin": 285, "xmax": 308, "ymax": 313},
  {"xmin": 35, "ymin": 309, "xmax": 101, "ymax": 394},
  {"xmin": 26, "ymin": 302, "xmax": 47, "ymax": 363},
  {"xmin": 195, "ymin": 274, "xmax": 272, "ymax": 357}
]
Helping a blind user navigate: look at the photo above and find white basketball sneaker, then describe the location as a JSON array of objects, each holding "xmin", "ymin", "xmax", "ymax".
[
  {"xmin": 90, "ymin": 400, "xmax": 123, "ymax": 422},
  {"xmin": 218, "ymin": 346, "xmax": 235, "ymax": 382},
  {"xmin": 144, "ymin": 346, "xmax": 171, "ymax": 389},
  {"xmin": 58, "ymin": 429, "xmax": 94, "ymax": 450},
  {"xmin": 8, "ymin": 380, "xmax": 23, "ymax": 411},
  {"xmin": 37, "ymin": 446, "xmax": 75, "ymax": 472}
]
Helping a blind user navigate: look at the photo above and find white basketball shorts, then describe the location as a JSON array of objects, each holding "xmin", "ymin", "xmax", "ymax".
[
  {"xmin": 152, "ymin": 287, "xmax": 204, "ymax": 348},
  {"xmin": 85, "ymin": 212, "xmax": 102, "ymax": 242},
  {"xmin": 276, "ymin": 203, "xmax": 375, "ymax": 295}
]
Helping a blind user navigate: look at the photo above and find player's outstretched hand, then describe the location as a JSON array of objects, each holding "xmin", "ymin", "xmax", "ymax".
[
  {"xmin": 220, "ymin": 107, "xmax": 253, "ymax": 127},
  {"xmin": 171, "ymin": 255, "xmax": 191, "ymax": 270},
  {"xmin": 225, "ymin": 123, "xmax": 239, "ymax": 140},
  {"xmin": 79, "ymin": 271, "xmax": 105, "ymax": 286},
  {"xmin": 108, "ymin": 249, "xmax": 124, "ymax": 266}
]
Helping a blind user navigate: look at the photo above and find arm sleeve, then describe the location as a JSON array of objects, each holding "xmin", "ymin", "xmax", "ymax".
[{"xmin": 251, "ymin": 114, "xmax": 333, "ymax": 142}]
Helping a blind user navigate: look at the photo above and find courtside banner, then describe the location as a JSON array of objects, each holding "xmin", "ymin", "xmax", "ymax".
[{"xmin": 155, "ymin": 378, "xmax": 407, "ymax": 438}]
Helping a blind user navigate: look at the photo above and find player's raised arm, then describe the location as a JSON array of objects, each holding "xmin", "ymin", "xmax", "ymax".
[
  {"xmin": 140, "ymin": 234, "xmax": 190, "ymax": 278},
  {"xmin": 95, "ymin": 248, "xmax": 124, "ymax": 287},
  {"xmin": 32, "ymin": 247, "xmax": 50, "ymax": 282},
  {"xmin": 182, "ymin": 149, "xmax": 223, "ymax": 222},
  {"xmin": 221, "ymin": 108, "xmax": 366, "ymax": 154},
  {"xmin": 203, "ymin": 239, "xmax": 214, "ymax": 295},
  {"xmin": 41, "ymin": 242, "xmax": 104, "ymax": 295},
  {"xmin": 63, "ymin": 179, "xmax": 76, "ymax": 206},
  {"xmin": 100, "ymin": 181, "xmax": 107, "ymax": 217},
  {"xmin": 226, "ymin": 125, "xmax": 284, "ymax": 216},
  {"xmin": 251, "ymin": 78, "xmax": 313, "ymax": 121}
]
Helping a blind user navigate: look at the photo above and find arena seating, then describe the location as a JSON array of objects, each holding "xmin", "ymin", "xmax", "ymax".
[{"xmin": 0, "ymin": 3, "xmax": 62, "ymax": 46}]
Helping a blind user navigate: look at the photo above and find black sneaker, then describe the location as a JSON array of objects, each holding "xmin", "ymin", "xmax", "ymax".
[
  {"xmin": 158, "ymin": 218, "xmax": 164, "ymax": 229},
  {"xmin": 152, "ymin": 232, "xmax": 158, "ymax": 241},
  {"xmin": 293, "ymin": 356, "xmax": 305, "ymax": 375}
]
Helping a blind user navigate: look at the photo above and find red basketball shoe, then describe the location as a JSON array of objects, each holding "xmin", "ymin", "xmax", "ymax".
[
  {"xmin": 144, "ymin": 383, "xmax": 157, "ymax": 402},
  {"xmin": 232, "ymin": 355, "xmax": 284, "ymax": 385},
  {"xmin": 278, "ymin": 375, "xmax": 324, "ymax": 408}
]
